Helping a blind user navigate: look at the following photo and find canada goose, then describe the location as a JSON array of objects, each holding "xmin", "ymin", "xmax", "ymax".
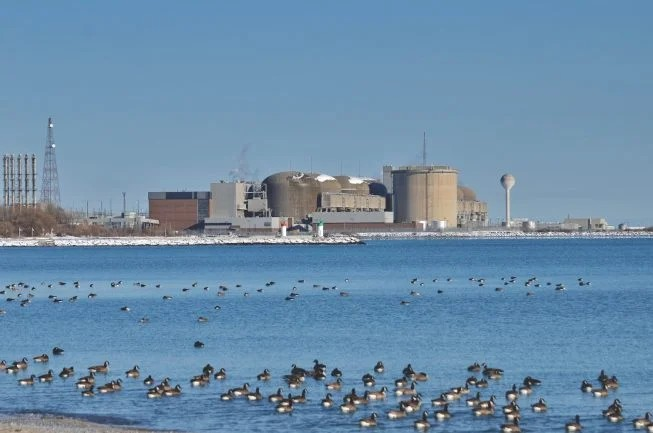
[
  {"xmin": 531, "ymin": 398, "xmax": 547, "ymax": 412},
  {"xmin": 193, "ymin": 341, "xmax": 204, "ymax": 348},
  {"xmin": 580, "ymin": 380, "xmax": 593, "ymax": 393},
  {"xmin": 476, "ymin": 378, "xmax": 489, "ymax": 388},
  {"xmin": 607, "ymin": 408, "xmax": 624, "ymax": 423},
  {"xmin": 59, "ymin": 366, "xmax": 75, "ymax": 378},
  {"xmin": 146, "ymin": 386, "xmax": 163, "ymax": 399},
  {"xmin": 125, "ymin": 365, "xmax": 140, "ymax": 378},
  {"xmin": 435, "ymin": 404, "xmax": 452, "ymax": 421},
  {"xmin": 604, "ymin": 376, "xmax": 619, "ymax": 389},
  {"xmin": 374, "ymin": 361, "xmax": 385, "ymax": 373},
  {"xmin": 367, "ymin": 386, "xmax": 388, "ymax": 400},
  {"xmin": 88, "ymin": 361, "xmax": 110, "ymax": 374},
  {"xmin": 38, "ymin": 370, "xmax": 54, "ymax": 383},
  {"xmin": 268, "ymin": 388, "xmax": 284, "ymax": 403},
  {"xmin": 565, "ymin": 414, "xmax": 582, "ymax": 431},
  {"xmin": 257, "ymin": 369, "xmax": 271, "ymax": 381},
  {"xmin": 483, "ymin": 366, "xmax": 504, "ymax": 380},
  {"xmin": 190, "ymin": 374, "xmax": 210, "ymax": 387},
  {"xmin": 18, "ymin": 375, "xmax": 36, "ymax": 386},
  {"xmin": 466, "ymin": 392, "xmax": 482, "ymax": 407},
  {"xmin": 592, "ymin": 384, "xmax": 609, "ymax": 397},
  {"xmin": 143, "ymin": 375, "xmax": 154, "ymax": 386},
  {"xmin": 15, "ymin": 357, "xmax": 28, "ymax": 369},
  {"xmin": 602, "ymin": 399, "xmax": 622, "ymax": 417},
  {"xmin": 331, "ymin": 367, "xmax": 342, "ymax": 377},
  {"xmin": 163, "ymin": 384, "xmax": 181, "ymax": 397},
  {"xmin": 523, "ymin": 376, "xmax": 541, "ymax": 386},
  {"xmin": 220, "ymin": 389, "xmax": 235, "ymax": 401},
  {"xmin": 633, "ymin": 412, "xmax": 653, "ymax": 429},
  {"xmin": 352, "ymin": 391, "xmax": 370, "ymax": 406},
  {"xmin": 340, "ymin": 396, "xmax": 357, "ymax": 413},
  {"xmin": 467, "ymin": 362, "xmax": 482, "ymax": 372},
  {"xmin": 247, "ymin": 387, "xmax": 263, "ymax": 401},
  {"xmin": 231, "ymin": 382, "xmax": 250, "ymax": 397},
  {"xmin": 505, "ymin": 384, "xmax": 519, "ymax": 401},
  {"xmin": 362, "ymin": 373, "xmax": 376, "ymax": 387},
  {"xmin": 291, "ymin": 389, "xmax": 307, "ymax": 404},
  {"xmin": 81, "ymin": 388, "xmax": 95, "ymax": 397},
  {"xmin": 503, "ymin": 401, "xmax": 520, "ymax": 416},
  {"xmin": 321, "ymin": 393, "xmax": 334, "ymax": 408},
  {"xmin": 501, "ymin": 417, "xmax": 521, "ymax": 433},
  {"xmin": 414, "ymin": 372, "xmax": 429, "ymax": 382},
  {"xmin": 414, "ymin": 410, "xmax": 430, "ymax": 430},
  {"xmin": 33, "ymin": 353, "xmax": 49, "ymax": 363},
  {"xmin": 276, "ymin": 400, "xmax": 293, "ymax": 414},
  {"xmin": 387, "ymin": 406, "xmax": 407, "ymax": 420},
  {"xmin": 214, "ymin": 368, "xmax": 226, "ymax": 380},
  {"xmin": 326, "ymin": 378, "xmax": 342, "ymax": 391},
  {"xmin": 359, "ymin": 412, "xmax": 378, "ymax": 427},
  {"xmin": 519, "ymin": 384, "xmax": 532, "ymax": 395},
  {"xmin": 402, "ymin": 363, "xmax": 416, "ymax": 378}
]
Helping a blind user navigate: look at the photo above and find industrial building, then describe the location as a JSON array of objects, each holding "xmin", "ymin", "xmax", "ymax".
[
  {"xmin": 457, "ymin": 186, "xmax": 488, "ymax": 228},
  {"xmin": 204, "ymin": 181, "xmax": 281, "ymax": 234},
  {"xmin": 2, "ymin": 154, "xmax": 37, "ymax": 208},
  {"xmin": 148, "ymin": 163, "xmax": 489, "ymax": 234},
  {"xmin": 391, "ymin": 165, "xmax": 459, "ymax": 227},
  {"xmin": 148, "ymin": 191, "xmax": 210, "ymax": 233}
]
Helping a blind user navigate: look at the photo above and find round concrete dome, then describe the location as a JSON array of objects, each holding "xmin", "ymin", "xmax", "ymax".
[
  {"xmin": 457, "ymin": 186, "xmax": 477, "ymax": 202},
  {"xmin": 334, "ymin": 176, "xmax": 369, "ymax": 195},
  {"xmin": 262, "ymin": 171, "xmax": 341, "ymax": 219}
]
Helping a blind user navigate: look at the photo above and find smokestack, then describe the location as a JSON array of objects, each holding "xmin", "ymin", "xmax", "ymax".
[
  {"xmin": 23, "ymin": 155, "xmax": 28, "ymax": 206},
  {"xmin": 17, "ymin": 154, "xmax": 22, "ymax": 207},
  {"xmin": 31, "ymin": 154, "xmax": 36, "ymax": 206}
]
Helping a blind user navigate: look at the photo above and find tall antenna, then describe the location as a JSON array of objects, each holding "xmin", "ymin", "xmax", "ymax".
[
  {"xmin": 422, "ymin": 131, "xmax": 427, "ymax": 166},
  {"xmin": 40, "ymin": 117, "xmax": 61, "ymax": 207}
]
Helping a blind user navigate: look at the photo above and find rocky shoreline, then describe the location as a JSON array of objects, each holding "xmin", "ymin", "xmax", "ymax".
[
  {"xmin": 358, "ymin": 230, "xmax": 653, "ymax": 240},
  {"xmin": 0, "ymin": 414, "xmax": 181, "ymax": 433},
  {"xmin": 0, "ymin": 234, "xmax": 363, "ymax": 247}
]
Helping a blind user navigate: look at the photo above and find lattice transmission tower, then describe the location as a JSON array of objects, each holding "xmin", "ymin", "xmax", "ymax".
[{"xmin": 40, "ymin": 117, "xmax": 61, "ymax": 207}]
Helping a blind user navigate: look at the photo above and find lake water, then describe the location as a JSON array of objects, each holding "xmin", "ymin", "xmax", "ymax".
[{"xmin": 0, "ymin": 238, "xmax": 652, "ymax": 432}]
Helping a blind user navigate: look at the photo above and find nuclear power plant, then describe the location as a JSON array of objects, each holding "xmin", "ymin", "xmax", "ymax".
[
  {"xmin": 149, "ymin": 163, "xmax": 489, "ymax": 233},
  {"xmin": 2, "ymin": 154, "xmax": 37, "ymax": 208}
]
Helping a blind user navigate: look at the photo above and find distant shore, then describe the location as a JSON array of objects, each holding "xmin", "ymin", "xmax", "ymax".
[
  {"xmin": 0, "ymin": 234, "xmax": 363, "ymax": 247},
  {"xmin": 357, "ymin": 230, "xmax": 653, "ymax": 240},
  {"xmin": 0, "ymin": 231, "xmax": 651, "ymax": 247},
  {"xmin": 0, "ymin": 414, "xmax": 180, "ymax": 433}
]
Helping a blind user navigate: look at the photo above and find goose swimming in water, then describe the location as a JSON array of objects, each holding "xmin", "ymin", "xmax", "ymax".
[
  {"xmin": 359, "ymin": 412, "xmax": 378, "ymax": 427},
  {"xmin": 565, "ymin": 414, "xmax": 582, "ymax": 431},
  {"xmin": 414, "ymin": 411, "xmax": 430, "ymax": 430}
]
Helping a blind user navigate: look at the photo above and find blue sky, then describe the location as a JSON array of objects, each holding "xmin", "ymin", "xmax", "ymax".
[{"xmin": 2, "ymin": 1, "xmax": 651, "ymax": 225}]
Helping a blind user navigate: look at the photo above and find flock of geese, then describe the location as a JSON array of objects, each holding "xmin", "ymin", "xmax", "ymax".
[
  {"xmin": 3, "ymin": 275, "xmax": 645, "ymax": 433},
  {"xmin": 1, "ymin": 347, "xmax": 652, "ymax": 432},
  {"xmin": 0, "ymin": 274, "xmax": 593, "ymax": 319}
]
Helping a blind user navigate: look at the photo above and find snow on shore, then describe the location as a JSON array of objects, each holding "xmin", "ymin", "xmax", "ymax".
[
  {"xmin": 357, "ymin": 230, "xmax": 653, "ymax": 240},
  {"xmin": 0, "ymin": 234, "xmax": 363, "ymax": 247}
]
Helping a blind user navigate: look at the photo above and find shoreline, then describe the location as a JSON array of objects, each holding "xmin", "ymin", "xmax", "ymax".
[
  {"xmin": 0, "ymin": 413, "xmax": 182, "ymax": 433},
  {"xmin": 357, "ymin": 230, "xmax": 653, "ymax": 240},
  {"xmin": 0, "ymin": 234, "xmax": 363, "ymax": 247},
  {"xmin": 0, "ymin": 230, "xmax": 651, "ymax": 247}
]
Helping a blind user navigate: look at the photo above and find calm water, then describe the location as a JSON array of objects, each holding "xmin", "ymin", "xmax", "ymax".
[{"xmin": 0, "ymin": 239, "xmax": 652, "ymax": 432}]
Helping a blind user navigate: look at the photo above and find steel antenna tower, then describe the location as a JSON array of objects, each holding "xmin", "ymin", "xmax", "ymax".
[{"xmin": 40, "ymin": 117, "xmax": 61, "ymax": 207}]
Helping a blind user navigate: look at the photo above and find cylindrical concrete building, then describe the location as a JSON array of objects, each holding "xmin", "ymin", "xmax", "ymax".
[
  {"xmin": 262, "ymin": 172, "xmax": 342, "ymax": 220},
  {"xmin": 392, "ymin": 166, "xmax": 458, "ymax": 225}
]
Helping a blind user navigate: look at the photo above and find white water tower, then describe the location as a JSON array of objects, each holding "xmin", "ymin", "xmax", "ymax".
[{"xmin": 500, "ymin": 174, "xmax": 515, "ymax": 227}]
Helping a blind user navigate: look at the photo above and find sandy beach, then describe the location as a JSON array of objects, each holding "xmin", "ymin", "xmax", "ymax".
[{"xmin": 0, "ymin": 414, "xmax": 181, "ymax": 433}]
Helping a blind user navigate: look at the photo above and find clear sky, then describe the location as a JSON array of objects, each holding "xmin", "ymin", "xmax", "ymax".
[{"xmin": 2, "ymin": 1, "xmax": 651, "ymax": 225}]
